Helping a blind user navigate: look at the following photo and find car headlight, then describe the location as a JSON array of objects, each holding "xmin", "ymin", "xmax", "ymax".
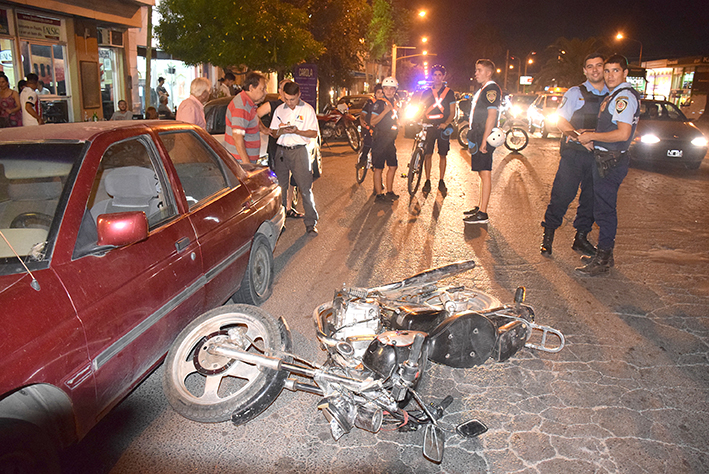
[
  {"xmin": 691, "ymin": 136, "xmax": 708, "ymax": 147},
  {"xmin": 640, "ymin": 134, "xmax": 660, "ymax": 144},
  {"xmin": 546, "ymin": 113, "xmax": 559, "ymax": 124},
  {"xmin": 405, "ymin": 104, "xmax": 420, "ymax": 120},
  {"xmin": 511, "ymin": 105, "xmax": 522, "ymax": 117}
]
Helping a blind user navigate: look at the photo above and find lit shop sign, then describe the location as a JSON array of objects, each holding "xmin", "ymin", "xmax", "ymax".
[
  {"xmin": 0, "ymin": 50, "xmax": 12, "ymax": 64},
  {"xmin": 17, "ymin": 13, "xmax": 62, "ymax": 41},
  {"xmin": 519, "ymin": 76, "xmax": 533, "ymax": 85}
]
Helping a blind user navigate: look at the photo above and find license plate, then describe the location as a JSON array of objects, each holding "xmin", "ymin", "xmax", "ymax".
[{"xmin": 667, "ymin": 149, "xmax": 683, "ymax": 157}]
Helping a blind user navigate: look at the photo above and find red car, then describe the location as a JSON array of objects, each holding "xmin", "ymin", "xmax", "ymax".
[{"xmin": 0, "ymin": 121, "xmax": 284, "ymax": 471}]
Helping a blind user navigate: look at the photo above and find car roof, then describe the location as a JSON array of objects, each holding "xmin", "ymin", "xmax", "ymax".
[{"xmin": 0, "ymin": 121, "xmax": 196, "ymax": 143}]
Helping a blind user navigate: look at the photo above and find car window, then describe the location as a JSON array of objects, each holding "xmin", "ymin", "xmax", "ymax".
[
  {"xmin": 0, "ymin": 143, "xmax": 84, "ymax": 271},
  {"xmin": 205, "ymin": 103, "xmax": 227, "ymax": 134},
  {"xmin": 662, "ymin": 102, "xmax": 686, "ymax": 121},
  {"xmin": 545, "ymin": 95, "xmax": 562, "ymax": 109},
  {"xmin": 86, "ymin": 136, "xmax": 178, "ymax": 230},
  {"xmin": 159, "ymin": 130, "xmax": 238, "ymax": 209}
]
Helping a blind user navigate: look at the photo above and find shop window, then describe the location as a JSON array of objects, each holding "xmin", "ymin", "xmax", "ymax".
[
  {"xmin": 0, "ymin": 38, "xmax": 18, "ymax": 87},
  {"xmin": 21, "ymin": 41, "xmax": 67, "ymax": 95}
]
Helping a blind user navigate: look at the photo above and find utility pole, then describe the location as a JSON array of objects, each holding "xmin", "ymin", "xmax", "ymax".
[{"xmin": 145, "ymin": 6, "xmax": 152, "ymax": 110}]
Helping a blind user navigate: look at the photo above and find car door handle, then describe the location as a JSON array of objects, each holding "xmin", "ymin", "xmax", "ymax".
[{"xmin": 175, "ymin": 237, "xmax": 190, "ymax": 252}]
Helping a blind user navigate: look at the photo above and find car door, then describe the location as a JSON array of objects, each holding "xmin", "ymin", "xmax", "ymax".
[
  {"xmin": 53, "ymin": 133, "xmax": 204, "ymax": 412},
  {"xmin": 158, "ymin": 129, "xmax": 256, "ymax": 308}
]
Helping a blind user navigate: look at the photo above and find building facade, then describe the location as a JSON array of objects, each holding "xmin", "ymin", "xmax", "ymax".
[{"xmin": 643, "ymin": 56, "xmax": 709, "ymax": 120}]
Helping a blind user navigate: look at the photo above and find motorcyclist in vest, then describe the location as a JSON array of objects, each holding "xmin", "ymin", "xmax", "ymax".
[
  {"xmin": 358, "ymin": 84, "xmax": 384, "ymax": 189},
  {"xmin": 370, "ymin": 77, "xmax": 400, "ymax": 203},
  {"xmin": 577, "ymin": 54, "xmax": 640, "ymax": 276},
  {"xmin": 420, "ymin": 64, "xmax": 456, "ymax": 194},
  {"xmin": 540, "ymin": 53, "xmax": 608, "ymax": 257}
]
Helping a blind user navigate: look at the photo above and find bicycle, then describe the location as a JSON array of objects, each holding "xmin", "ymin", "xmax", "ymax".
[
  {"xmin": 406, "ymin": 123, "xmax": 435, "ymax": 195},
  {"xmin": 355, "ymin": 148, "xmax": 372, "ymax": 184},
  {"xmin": 456, "ymin": 112, "xmax": 529, "ymax": 152}
]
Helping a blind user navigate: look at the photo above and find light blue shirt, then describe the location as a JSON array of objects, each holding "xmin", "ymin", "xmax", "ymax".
[{"xmin": 557, "ymin": 80, "xmax": 609, "ymax": 122}]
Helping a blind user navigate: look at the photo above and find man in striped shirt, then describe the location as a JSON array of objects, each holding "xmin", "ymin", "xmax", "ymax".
[{"xmin": 225, "ymin": 72, "xmax": 267, "ymax": 163}]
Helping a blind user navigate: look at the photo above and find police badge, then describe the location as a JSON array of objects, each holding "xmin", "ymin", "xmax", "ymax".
[
  {"xmin": 615, "ymin": 97, "xmax": 628, "ymax": 113},
  {"xmin": 486, "ymin": 90, "xmax": 497, "ymax": 103}
]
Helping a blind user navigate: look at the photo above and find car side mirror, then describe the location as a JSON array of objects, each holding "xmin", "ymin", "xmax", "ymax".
[{"xmin": 97, "ymin": 211, "xmax": 149, "ymax": 247}]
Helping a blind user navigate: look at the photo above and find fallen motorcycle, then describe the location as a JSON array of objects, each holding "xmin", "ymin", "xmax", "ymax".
[{"xmin": 163, "ymin": 260, "xmax": 564, "ymax": 463}]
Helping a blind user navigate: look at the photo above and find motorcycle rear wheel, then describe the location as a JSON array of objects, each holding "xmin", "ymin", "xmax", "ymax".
[
  {"xmin": 346, "ymin": 124, "xmax": 361, "ymax": 151},
  {"xmin": 163, "ymin": 304, "xmax": 290, "ymax": 424},
  {"xmin": 504, "ymin": 127, "xmax": 529, "ymax": 152},
  {"xmin": 407, "ymin": 148, "xmax": 424, "ymax": 195}
]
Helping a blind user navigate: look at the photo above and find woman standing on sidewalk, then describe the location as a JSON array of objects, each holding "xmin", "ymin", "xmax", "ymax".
[{"xmin": 0, "ymin": 74, "xmax": 22, "ymax": 127}]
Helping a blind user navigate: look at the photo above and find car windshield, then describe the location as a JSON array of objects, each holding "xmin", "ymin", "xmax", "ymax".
[
  {"xmin": 339, "ymin": 96, "xmax": 369, "ymax": 110},
  {"xmin": 0, "ymin": 143, "xmax": 84, "ymax": 271},
  {"xmin": 640, "ymin": 101, "xmax": 688, "ymax": 122},
  {"xmin": 545, "ymin": 95, "xmax": 563, "ymax": 109}
]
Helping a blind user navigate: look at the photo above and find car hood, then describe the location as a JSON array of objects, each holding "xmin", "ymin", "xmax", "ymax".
[{"xmin": 635, "ymin": 120, "xmax": 704, "ymax": 140}]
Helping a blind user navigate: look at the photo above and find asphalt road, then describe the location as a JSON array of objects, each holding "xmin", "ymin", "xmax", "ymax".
[{"xmin": 62, "ymin": 133, "xmax": 709, "ymax": 473}]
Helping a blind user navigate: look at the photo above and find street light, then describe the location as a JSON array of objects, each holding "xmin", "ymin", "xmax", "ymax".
[
  {"xmin": 391, "ymin": 45, "xmax": 436, "ymax": 79},
  {"xmin": 421, "ymin": 36, "xmax": 428, "ymax": 43},
  {"xmin": 616, "ymin": 32, "xmax": 643, "ymax": 66},
  {"xmin": 418, "ymin": 10, "xmax": 426, "ymax": 18}
]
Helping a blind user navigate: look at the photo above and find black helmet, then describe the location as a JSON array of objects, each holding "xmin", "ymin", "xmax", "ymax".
[{"xmin": 431, "ymin": 64, "xmax": 446, "ymax": 75}]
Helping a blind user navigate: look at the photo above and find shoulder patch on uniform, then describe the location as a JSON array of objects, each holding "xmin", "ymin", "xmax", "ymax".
[
  {"xmin": 615, "ymin": 97, "xmax": 628, "ymax": 113},
  {"xmin": 486, "ymin": 90, "xmax": 497, "ymax": 103}
]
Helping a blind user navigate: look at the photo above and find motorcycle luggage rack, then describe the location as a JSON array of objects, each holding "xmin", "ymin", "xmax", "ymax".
[{"xmin": 524, "ymin": 320, "xmax": 565, "ymax": 353}]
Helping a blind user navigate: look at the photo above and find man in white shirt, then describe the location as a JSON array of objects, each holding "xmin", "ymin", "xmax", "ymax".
[
  {"xmin": 20, "ymin": 73, "xmax": 43, "ymax": 126},
  {"xmin": 110, "ymin": 100, "xmax": 134, "ymax": 120},
  {"xmin": 269, "ymin": 81, "xmax": 320, "ymax": 235}
]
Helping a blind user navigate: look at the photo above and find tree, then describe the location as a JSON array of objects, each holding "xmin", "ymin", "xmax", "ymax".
[
  {"xmin": 531, "ymin": 37, "xmax": 607, "ymax": 91},
  {"xmin": 155, "ymin": 0, "xmax": 323, "ymax": 72},
  {"xmin": 366, "ymin": 0, "xmax": 413, "ymax": 85}
]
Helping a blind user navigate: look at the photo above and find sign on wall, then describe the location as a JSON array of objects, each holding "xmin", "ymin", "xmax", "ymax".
[
  {"xmin": 17, "ymin": 12, "xmax": 61, "ymax": 41},
  {"xmin": 294, "ymin": 63, "xmax": 317, "ymax": 111}
]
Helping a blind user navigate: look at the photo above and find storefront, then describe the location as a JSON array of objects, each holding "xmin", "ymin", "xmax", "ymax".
[
  {"xmin": 644, "ymin": 56, "xmax": 709, "ymax": 120},
  {"xmin": 0, "ymin": 6, "xmax": 72, "ymax": 122},
  {"xmin": 1, "ymin": 1, "xmax": 150, "ymax": 123}
]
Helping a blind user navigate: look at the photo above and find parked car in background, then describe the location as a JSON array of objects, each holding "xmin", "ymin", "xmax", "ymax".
[
  {"xmin": 629, "ymin": 99, "xmax": 708, "ymax": 169},
  {"xmin": 0, "ymin": 121, "xmax": 284, "ymax": 472},
  {"xmin": 527, "ymin": 91, "xmax": 565, "ymax": 138},
  {"xmin": 505, "ymin": 93, "xmax": 538, "ymax": 121}
]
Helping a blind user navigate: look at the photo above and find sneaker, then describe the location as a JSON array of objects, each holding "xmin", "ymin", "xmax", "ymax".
[
  {"xmin": 385, "ymin": 191, "xmax": 399, "ymax": 201},
  {"xmin": 463, "ymin": 206, "xmax": 480, "ymax": 216},
  {"xmin": 306, "ymin": 225, "xmax": 318, "ymax": 236},
  {"xmin": 438, "ymin": 180, "xmax": 447, "ymax": 192},
  {"xmin": 463, "ymin": 211, "xmax": 489, "ymax": 224},
  {"xmin": 422, "ymin": 179, "xmax": 431, "ymax": 193},
  {"xmin": 286, "ymin": 209, "xmax": 304, "ymax": 218},
  {"xmin": 374, "ymin": 193, "xmax": 389, "ymax": 203}
]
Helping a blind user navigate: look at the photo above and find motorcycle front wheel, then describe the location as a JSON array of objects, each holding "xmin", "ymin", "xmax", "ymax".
[
  {"xmin": 345, "ymin": 124, "xmax": 361, "ymax": 151},
  {"xmin": 163, "ymin": 304, "xmax": 291, "ymax": 424},
  {"xmin": 504, "ymin": 127, "xmax": 529, "ymax": 152},
  {"xmin": 407, "ymin": 148, "xmax": 424, "ymax": 195}
]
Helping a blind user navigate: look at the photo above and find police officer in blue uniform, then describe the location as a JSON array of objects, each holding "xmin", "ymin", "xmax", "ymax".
[
  {"xmin": 357, "ymin": 84, "xmax": 384, "ymax": 188},
  {"xmin": 540, "ymin": 53, "xmax": 608, "ymax": 256},
  {"xmin": 370, "ymin": 77, "xmax": 400, "ymax": 203},
  {"xmin": 420, "ymin": 64, "xmax": 457, "ymax": 194},
  {"xmin": 577, "ymin": 54, "xmax": 640, "ymax": 276}
]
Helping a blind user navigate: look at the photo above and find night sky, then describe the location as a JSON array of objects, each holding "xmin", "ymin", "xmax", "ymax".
[{"xmin": 415, "ymin": 0, "xmax": 708, "ymax": 70}]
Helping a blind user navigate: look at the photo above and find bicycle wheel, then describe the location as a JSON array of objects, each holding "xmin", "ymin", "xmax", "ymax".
[
  {"xmin": 504, "ymin": 127, "xmax": 529, "ymax": 152},
  {"xmin": 407, "ymin": 148, "xmax": 424, "ymax": 195},
  {"xmin": 356, "ymin": 161, "xmax": 368, "ymax": 184}
]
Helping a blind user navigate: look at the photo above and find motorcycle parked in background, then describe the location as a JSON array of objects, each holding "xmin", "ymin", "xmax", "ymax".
[
  {"xmin": 162, "ymin": 260, "xmax": 564, "ymax": 464},
  {"xmin": 318, "ymin": 102, "xmax": 361, "ymax": 151}
]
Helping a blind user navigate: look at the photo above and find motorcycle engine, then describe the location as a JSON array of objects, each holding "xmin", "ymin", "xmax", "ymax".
[{"xmin": 331, "ymin": 297, "xmax": 382, "ymax": 359}]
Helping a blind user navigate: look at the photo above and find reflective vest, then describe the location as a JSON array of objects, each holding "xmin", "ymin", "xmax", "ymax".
[{"xmin": 424, "ymin": 87, "xmax": 450, "ymax": 120}]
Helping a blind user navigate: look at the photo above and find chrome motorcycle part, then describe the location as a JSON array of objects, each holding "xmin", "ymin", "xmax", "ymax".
[{"xmin": 354, "ymin": 402, "xmax": 383, "ymax": 433}]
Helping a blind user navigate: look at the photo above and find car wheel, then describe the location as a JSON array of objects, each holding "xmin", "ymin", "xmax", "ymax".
[
  {"xmin": 162, "ymin": 304, "xmax": 290, "ymax": 424},
  {"xmin": 0, "ymin": 419, "xmax": 61, "ymax": 474},
  {"xmin": 528, "ymin": 121, "xmax": 536, "ymax": 134},
  {"xmin": 540, "ymin": 121, "xmax": 548, "ymax": 138},
  {"xmin": 232, "ymin": 234, "xmax": 274, "ymax": 306}
]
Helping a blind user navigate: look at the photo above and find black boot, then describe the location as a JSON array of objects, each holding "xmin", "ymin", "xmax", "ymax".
[
  {"xmin": 540, "ymin": 227, "xmax": 555, "ymax": 256},
  {"xmin": 572, "ymin": 231, "xmax": 596, "ymax": 256},
  {"xmin": 580, "ymin": 249, "xmax": 615, "ymax": 267},
  {"xmin": 576, "ymin": 248, "xmax": 613, "ymax": 276}
]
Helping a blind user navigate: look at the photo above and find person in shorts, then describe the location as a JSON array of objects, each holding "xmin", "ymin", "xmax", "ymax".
[
  {"xmin": 370, "ymin": 77, "xmax": 400, "ymax": 203},
  {"xmin": 463, "ymin": 59, "xmax": 501, "ymax": 225}
]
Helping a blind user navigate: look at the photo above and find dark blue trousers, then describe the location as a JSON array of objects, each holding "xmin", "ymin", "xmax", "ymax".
[
  {"xmin": 592, "ymin": 154, "xmax": 629, "ymax": 251},
  {"xmin": 542, "ymin": 146, "xmax": 595, "ymax": 232}
]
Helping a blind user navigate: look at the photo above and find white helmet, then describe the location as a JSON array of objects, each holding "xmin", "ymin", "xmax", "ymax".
[
  {"xmin": 382, "ymin": 77, "xmax": 398, "ymax": 88},
  {"xmin": 487, "ymin": 128, "xmax": 505, "ymax": 147}
]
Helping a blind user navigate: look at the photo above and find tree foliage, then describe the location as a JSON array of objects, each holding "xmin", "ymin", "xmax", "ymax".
[
  {"xmin": 366, "ymin": 0, "xmax": 411, "ymax": 61},
  {"xmin": 155, "ymin": 0, "xmax": 324, "ymax": 71},
  {"xmin": 532, "ymin": 37, "xmax": 608, "ymax": 91}
]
